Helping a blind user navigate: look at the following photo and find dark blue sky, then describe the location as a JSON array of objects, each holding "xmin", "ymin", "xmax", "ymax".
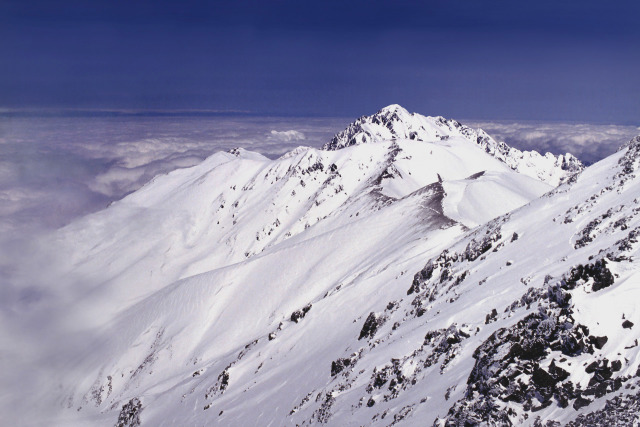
[{"xmin": 1, "ymin": 0, "xmax": 639, "ymax": 122}]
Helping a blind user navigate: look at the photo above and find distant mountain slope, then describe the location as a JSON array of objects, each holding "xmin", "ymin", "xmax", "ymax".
[
  {"xmin": 49, "ymin": 120, "xmax": 551, "ymax": 320},
  {"xmin": 324, "ymin": 104, "xmax": 583, "ymax": 186}
]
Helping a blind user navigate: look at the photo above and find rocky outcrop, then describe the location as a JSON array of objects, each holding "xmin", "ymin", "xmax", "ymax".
[{"xmin": 115, "ymin": 398, "xmax": 142, "ymax": 427}]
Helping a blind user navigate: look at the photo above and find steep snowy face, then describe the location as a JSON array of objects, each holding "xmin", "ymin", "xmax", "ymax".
[
  {"xmin": 427, "ymin": 136, "xmax": 640, "ymax": 425},
  {"xmin": 273, "ymin": 135, "xmax": 640, "ymax": 427},
  {"xmin": 323, "ymin": 104, "xmax": 584, "ymax": 186}
]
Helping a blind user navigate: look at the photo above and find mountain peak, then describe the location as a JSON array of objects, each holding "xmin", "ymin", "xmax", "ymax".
[
  {"xmin": 322, "ymin": 106, "xmax": 583, "ymax": 186},
  {"xmin": 322, "ymin": 105, "xmax": 434, "ymax": 151},
  {"xmin": 377, "ymin": 103, "xmax": 410, "ymax": 115}
]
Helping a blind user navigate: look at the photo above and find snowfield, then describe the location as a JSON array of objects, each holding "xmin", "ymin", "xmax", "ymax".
[{"xmin": 5, "ymin": 105, "xmax": 640, "ymax": 426}]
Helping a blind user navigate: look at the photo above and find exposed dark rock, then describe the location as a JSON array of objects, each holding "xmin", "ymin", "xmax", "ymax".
[
  {"xmin": 467, "ymin": 171, "xmax": 485, "ymax": 180},
  {"xmin": 532, "ymin": 367, "xmax": 557, "ymax": 388},
  {"xmin": 573, "ymin": 395, "xmax": 592, "ymax": 410},
  {"xmin": 407, "ymin": 248, "xmax": 460, "ymax": 295},
  {"xmin": 574, "ymin": 217, "xmax": 602, "ymax": 248},
  {"xmin": 566, "ymin": 380, "xmax": 640, "ymax": 426},
  {"xmin": 590, "ymin": 335, "xmax": 608, "ymax": 350},
  {"xmin": 565, "ymin": 259, "xmax": 615, "ymax": 292},
  {"xmin": 314, "ymin": 392, "xmax": 336, "ymax": 423},
  {"xmin": 585, "ymin": 361, "xmax": 599, "ymax": 374},
  {"xmin": 485, "ymin": 308, "xmax": 498, "ymax": 324},
  {"xmin": 623, "ymin": 320, "xmax": 634, "ymax": 329},
  {"xmin": 367, "ymin": 358, "xmax": 406, "ymax": 397},
  {"xmin": 548, "ymin": 361, "xmax": 569, "ymax": 382},
  {"xmin": 463, "ymin": 228, "xmax": 502, "ymax": 262},
  {"xmin": 302, "ymin": 161, "xmax": 324, "ymax": 175},
  {"xmin": 615, "ymin": 226, "xmax": 640, "ymax": 252},
  {"xmin": 331, "ymin": 358, "xmax": 352, "ymax": 376},
  {"xmin": 616, "ymin": 135, "xmax": 640, "ymax": 178},
  {"xmin": 218, "ymin": 370, "xmax": 230, "ymax": 392},
  {"xmin": 291, "ymin": 304, "xmax": 312, "ymax": 323},
  {"xmin": 206, "ymin": 368, "xmax": 231, "ymax": 400},
  {"xmin": 359, "ymin": 312, "xmax": 387, "ymax": 340},
  {"xmin": 532, "ymin": 417, "xmax": 561, "ymax": 427},
  {"xmin": 115, "ymin": 398, "xmax": 142, "ymax": 427},
  {"xmin": 440, "ymin": 267, "xmax": 617, "ymax": 425}
]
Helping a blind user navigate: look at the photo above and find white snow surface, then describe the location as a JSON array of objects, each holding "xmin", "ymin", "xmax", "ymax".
[{"xmin": 5, "ymin": 107, "xmax": 640, "ymax": 427}]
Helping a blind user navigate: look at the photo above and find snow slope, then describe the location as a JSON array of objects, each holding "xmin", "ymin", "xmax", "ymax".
[
  {"xmin": 45, "ymin": 122, "xmax": 552, "ymax": 327},
  {"xmin": 9, "ymin": 106, "xmax": 638, "ymax": 427}
]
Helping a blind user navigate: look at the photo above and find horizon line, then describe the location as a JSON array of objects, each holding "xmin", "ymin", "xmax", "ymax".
[{"xmin": 0, "ymin": 107, "xmax": 638, "ymax": 127}]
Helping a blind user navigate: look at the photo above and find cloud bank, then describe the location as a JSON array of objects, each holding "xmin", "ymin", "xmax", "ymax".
[
  {"xmin": 0, "ymin": 116, "xmax": 349, "ymax": 236},
  {"xmin": 269, "ymin": 129, "xmax": 306, "ymax": 141},
  {"xmin": 467, "ymin": 121, "xmax": 640, "ymax": 165}
]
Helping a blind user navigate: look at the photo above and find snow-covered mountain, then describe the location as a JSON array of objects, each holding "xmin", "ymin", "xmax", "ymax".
[
  {"xmin": 45, "ymin": 110, "xmax": 553, "ymax": 314},
  {"xmin": 11, "ymin": 107, "xmax": 640, "ymax": 427},
  {"xmin": 324, "ymin": 104, "xmax": 583, "ymax": 187}
]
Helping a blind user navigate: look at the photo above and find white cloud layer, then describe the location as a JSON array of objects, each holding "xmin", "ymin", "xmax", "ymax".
[
  {"xmin": 0, "ymin": 116, "xmax": 349, "ymax": 236},
  {"xmin": 269, "ymin": 129, "xmax": 306, "ymax": 141},
  {"xmin": 467, "ymin": 121, "xmax": 640, "ymax": 165}
]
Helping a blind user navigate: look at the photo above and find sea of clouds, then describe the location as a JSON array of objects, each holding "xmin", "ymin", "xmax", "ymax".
[
  {"xmin": 0, "ymin": 115, "xmax": 349, "ymax": 236},
  {"xmin": 468, "ymin": 120, "xmax": 640, "ymax": 165}
]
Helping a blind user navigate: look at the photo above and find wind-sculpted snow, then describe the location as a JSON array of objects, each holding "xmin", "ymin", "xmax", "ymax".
[
  {"xmin": 10, "ymin": 106, "xmax": 640, "ymax": 427},
  {"xmin": 323, "ymin": 104, "xmax": 583, "ymax": 187}
]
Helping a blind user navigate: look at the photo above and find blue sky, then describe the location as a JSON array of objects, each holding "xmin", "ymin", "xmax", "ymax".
[{"xmin": 1, "ymin": 0, "xmax": 639, "ymax": 122}]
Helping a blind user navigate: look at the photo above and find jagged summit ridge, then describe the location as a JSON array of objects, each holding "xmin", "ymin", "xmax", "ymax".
[
  {"xmin": 324, "ymin": 105, "xmax": 584, "ymax": 186},
  {"xmin": 322, "ymin": 104, "xmax": 443, "ymax": 151}
]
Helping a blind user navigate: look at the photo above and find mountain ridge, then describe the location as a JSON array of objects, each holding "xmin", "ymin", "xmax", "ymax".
[
  {"xmin": 6, "ymin": 107, "xmax": 640, "ymax": 427},
  {"xmin": 323, "ymin": 104, "xmax": 583, "ymax": 187}
]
